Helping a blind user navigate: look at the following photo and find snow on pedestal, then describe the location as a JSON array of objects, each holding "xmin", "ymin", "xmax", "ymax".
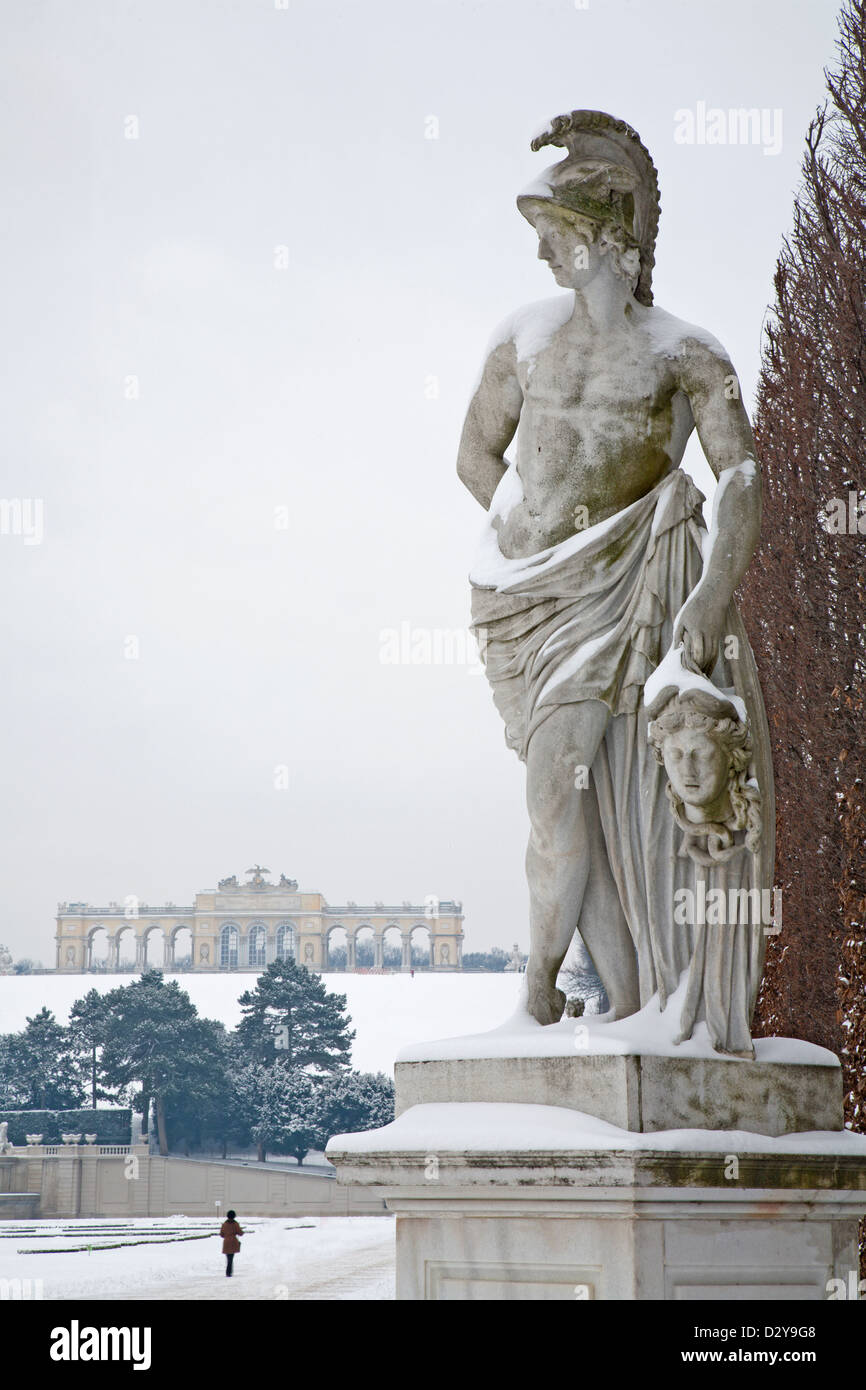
[
  {"xmin": 326, "ymin": 985, "xmax": 866, "ymax": 1300},
  {"xmin": 392, "ymin": 980, "xmax": 843, "ymax": 1136}
]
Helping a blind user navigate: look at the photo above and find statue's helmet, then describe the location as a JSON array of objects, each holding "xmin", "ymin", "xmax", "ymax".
[{"xmin": 517, "ymin": 110, "xmax": 661, "ymax": 307}]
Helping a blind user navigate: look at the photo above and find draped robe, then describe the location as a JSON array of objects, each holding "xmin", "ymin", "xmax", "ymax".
[{"xmin": 469, "ymin": 465, "xmax": 774, "ymax": 1055}]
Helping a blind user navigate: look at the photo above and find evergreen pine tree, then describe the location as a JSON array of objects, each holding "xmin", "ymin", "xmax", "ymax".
[
  {"xmin": 8, "ymin": 1009, "xmax": 82, "ymax": 1109},
  {"xmin": 101, "ymin": 969, "xmax": 225, "ymax": 1155},
  {"xmin": 315, "ymin": 1071, "xmax": 395, "ymax": 1148},
  {"xmin": 235, "ymin": 958, "xmax": 355, "ymax": 1073},
  {"xmin": 68, "ymin": 990, "xmax": 114, "ymax": 1109},
  {"xmin": 231, "ymin": 1062, "xmax": 319, "ymax": 1163}
]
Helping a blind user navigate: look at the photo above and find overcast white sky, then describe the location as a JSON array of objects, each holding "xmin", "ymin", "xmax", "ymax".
[{"xmin": 0, "ymin": 0, "xmax": 842, "ymax": 964}]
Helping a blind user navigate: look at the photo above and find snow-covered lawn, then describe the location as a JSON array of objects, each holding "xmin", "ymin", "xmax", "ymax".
[
  {"xmin": 1, "ymin": 1216, "xmax": 395, "ymax": 1300},
  {"xmin": 0, "ymin": 972, "xmax": 522, "ymax": 1076}
]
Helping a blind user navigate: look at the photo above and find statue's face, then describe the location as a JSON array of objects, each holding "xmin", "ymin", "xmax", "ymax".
[
  {"xmin": 534, "ymin": 209, "xmax": 603, "ymax": 289},
  {"xmin": 662, "ymin": 727, "xmax": 729, "ymax": 813}
]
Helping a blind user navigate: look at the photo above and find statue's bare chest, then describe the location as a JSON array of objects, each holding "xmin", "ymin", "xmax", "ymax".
[{"xmin": 519, "ymin": 327, "xmax": 673, "ymax": 420}]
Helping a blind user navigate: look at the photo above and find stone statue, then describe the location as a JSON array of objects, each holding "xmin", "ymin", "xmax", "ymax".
[
  {"xmin": 0, "ymin": 944, "xmax": 11, "ymax": 974},
  {"xmin": 0, "ymin": 1122, "xmax": 10, "ymax": 1153},
  {"xmin": 458, "ymin": 110, "xmax": 773, "ymax": 1054},
  {"xmin": 504, "ymin": 943, "xmax": 524, "ymax": 972},
  {"xmin": 218, "ymin": 875, "xmax": 238, "ymax": 890}
]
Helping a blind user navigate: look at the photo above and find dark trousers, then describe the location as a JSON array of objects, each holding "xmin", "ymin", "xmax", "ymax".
[{"xmin": 225, "ymin": 1253, "xmax": 234, "ymax": 1276}]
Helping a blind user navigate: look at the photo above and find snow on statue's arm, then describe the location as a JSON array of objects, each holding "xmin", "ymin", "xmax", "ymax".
[{"xmin": 669, "ymin": 331, "xmax": 762, "ymax": 673}]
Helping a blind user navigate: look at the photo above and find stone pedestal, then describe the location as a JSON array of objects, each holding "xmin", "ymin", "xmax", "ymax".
[
  {"xmin": 330, "ymin": 1135, "xmax": 866, "ymax": 1300},
  {"xmin": 395, "ymin": 1052, "xmax": 841, "ymax": 1135},
  {"xmin": 327, "ymin": 1035, "xmax": 866, "ymax": 1301},
  {"xmin": 328, "ymin": 1106, "xmax": 866, "ymax": 1289}
]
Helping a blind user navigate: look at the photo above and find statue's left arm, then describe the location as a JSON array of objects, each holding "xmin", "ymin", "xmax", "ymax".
[{"xmin": 673, "ymin": 339, "xmax": 762, "ymax": 672}]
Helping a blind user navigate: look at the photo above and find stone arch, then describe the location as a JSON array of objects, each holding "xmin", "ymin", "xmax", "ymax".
[
  {"xmin": 274, "ymin": 921, "xmax": 296, "ymax": 960},
  {"xmin": 326, "ymin": 924, "xmax": 347, "ymax": 970},
  {"xmin": 246, "ymin": 920, "xmax": 268, "ymax": 969},
  {"xmin": 352, "ymin": 924, "xmax": 375, "ymax": 970},
  {"xmin": 170, "ymin": 924, "xmax": 193, "ymax": 970},
  {"xmin": 114, "ymin": 924, "xmax": 138, "ymax": 970},
  {"xmin": 86, "ymin": 925, "xmax": 110, "ymax": 971},
  {"xmin": 219, "ymin": 922, "xmax": 240, "ymax": 969},
  {"xmin": 410, "ymin": 923, "xmax": 433, "ymax": 970},
  {"xmin": 382, "ymin": 924, "xmax": 403, "ymax": 970},
  {"xmin": 142, "ymin": 923, "xmax": 166, "ymax": 967}
]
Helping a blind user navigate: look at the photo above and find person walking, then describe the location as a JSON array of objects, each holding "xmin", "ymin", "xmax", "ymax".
[{"xmin": 220, "ymin": 1209, "xmax": 244, "ymax": 1277}]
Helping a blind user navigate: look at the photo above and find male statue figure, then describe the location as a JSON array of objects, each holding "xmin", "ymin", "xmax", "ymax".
[{"xmin": 458, "ymin": 111, "xmax": 772, "ymax": 1053}]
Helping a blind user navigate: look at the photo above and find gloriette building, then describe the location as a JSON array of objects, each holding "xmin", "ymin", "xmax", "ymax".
[{"xmin": 55, "ymin": 866, "xmax": 464, "ymax": 973}]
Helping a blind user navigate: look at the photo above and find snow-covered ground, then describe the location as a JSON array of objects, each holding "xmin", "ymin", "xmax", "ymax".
[
  {"xmin": 0, "ymin": 972, "xmax": 523, "ymax": 1076},
  {"xmin": 0, "ymin": 1216, "xmax": 395, "ymax": 1300}
]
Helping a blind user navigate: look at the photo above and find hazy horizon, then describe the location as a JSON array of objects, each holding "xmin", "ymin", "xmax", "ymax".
[{"xmin": 0, "ymin": 0, "xmax": 843, "ymax": 967}]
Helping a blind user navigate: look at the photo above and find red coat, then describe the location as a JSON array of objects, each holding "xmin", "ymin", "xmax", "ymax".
[{"xmin": 220, "ymin": 1219, "xmax": 243, "ymax": 1254}]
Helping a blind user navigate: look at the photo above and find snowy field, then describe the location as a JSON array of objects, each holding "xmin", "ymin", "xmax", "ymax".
[
  {"xmin": 0, "ymin": 972, "xmax": 523, "ymax": 1076},
  {"xmin": 0, "ymin": 1216, "xmax": 395, "ymax": 1300}
]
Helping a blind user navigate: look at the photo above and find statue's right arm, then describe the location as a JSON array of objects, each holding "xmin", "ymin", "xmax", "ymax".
[{"xmin": 456, "ymin": 339, "xmax": 523, "ymax": 509}]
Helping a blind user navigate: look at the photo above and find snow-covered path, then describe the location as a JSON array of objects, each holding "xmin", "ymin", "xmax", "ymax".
[{"xmin": 2, "ymin": 1216, "xmax": 396, "ymax": 1301}]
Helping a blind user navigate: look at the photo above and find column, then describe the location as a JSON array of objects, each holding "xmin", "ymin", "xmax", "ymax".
[
  {"xmin": 346, "ymin": 935, "xmax": 356, "ymax": 972},
  {"xmin": 374, "ymin": 934, "xmax": 384, "ymax": 969},
  {"xmin": 402, "ymin": 934, "xmax": 411, "ymax": 971}
]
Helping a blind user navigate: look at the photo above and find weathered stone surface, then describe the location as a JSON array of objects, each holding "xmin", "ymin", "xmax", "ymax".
[
  {"xmin": 394, "ymin": 1053, "xmax": 843, "ymax": 1136},
  {"xmin": 327, "ymin": 1142, "xmax": 866, "ymax": 1300},
  {"xmin": 0, "ymin": 1192, "xmax": 40, "ymax": 1218},
  {"xmin": 331, "ymin": 1141, "xmax": 866, "ymax": 1194}
]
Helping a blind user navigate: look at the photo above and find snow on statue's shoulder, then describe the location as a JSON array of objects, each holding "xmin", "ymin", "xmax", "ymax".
[
  {"xmin": 642, "ymin": 304, "xmax": 729, "ymax": 362},
  {"xmin": 486, "ymin": 293, "xmax": 574, "ymax": 372}
]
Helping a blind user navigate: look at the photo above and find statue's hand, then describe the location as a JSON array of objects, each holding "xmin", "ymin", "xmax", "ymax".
[{"xmin": 673, "ymin": 591, "xmax": 726, "ymax": 674}]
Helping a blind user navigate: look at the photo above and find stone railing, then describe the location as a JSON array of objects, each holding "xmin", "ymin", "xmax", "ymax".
[
  {"xmin": 12, "ymin": 1142, "xmax": 142, "ymax": 1158},
  {"xmin": 57, "ymin": 904, "xmax": 195, "ymax": 916},
  {"xmin": 324, "ymin": 903, "xmax": 463, "ymax": 917}
]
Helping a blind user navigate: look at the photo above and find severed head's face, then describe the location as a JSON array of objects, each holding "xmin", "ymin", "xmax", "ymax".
[
  {"xmin": 648, "ymin": 691, "xmax": 763, "ymax": 862},
  {"xmin": 661, "ymin": 726, "xmax": 730, "ymax": 819}
]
